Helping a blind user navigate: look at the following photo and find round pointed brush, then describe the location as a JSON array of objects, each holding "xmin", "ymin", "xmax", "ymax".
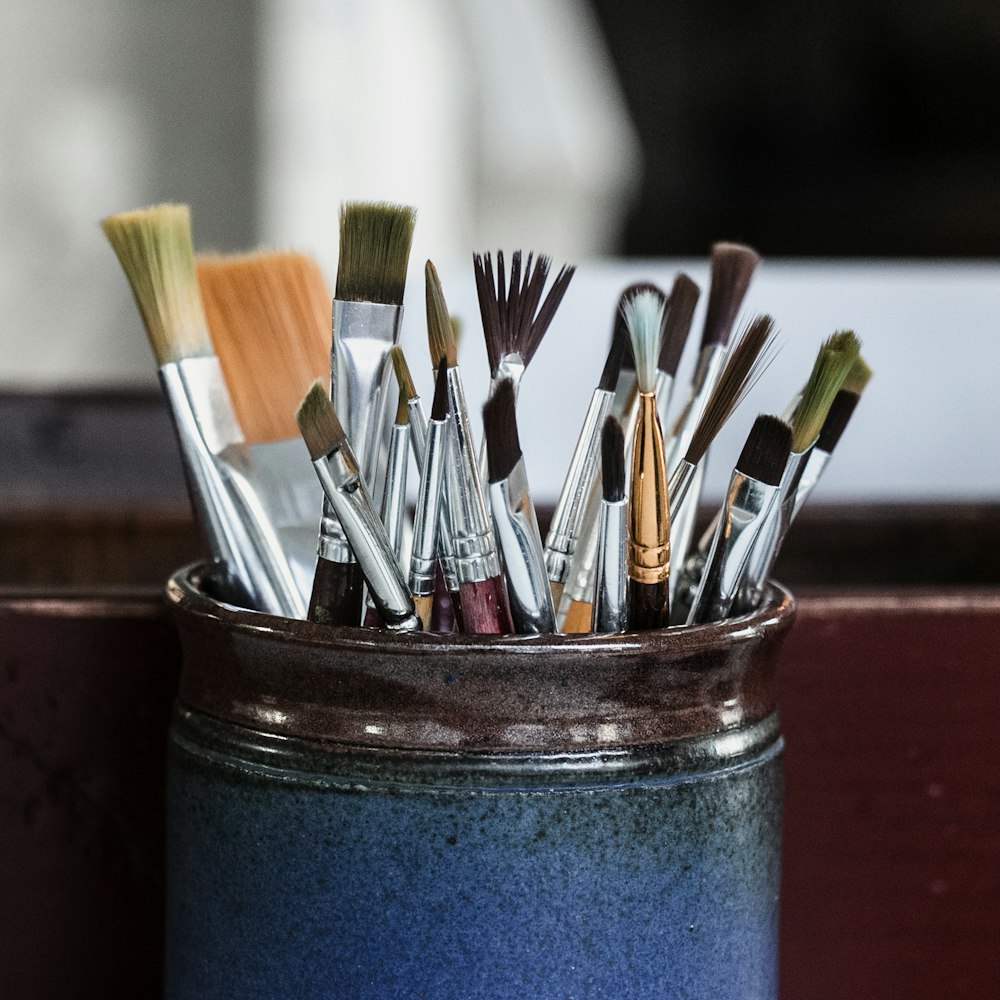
[{"xmin": 592, "ymin": 416, "xmax": 628, "ymax": 634}]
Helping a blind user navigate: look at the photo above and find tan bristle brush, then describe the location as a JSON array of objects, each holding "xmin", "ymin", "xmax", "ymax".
[
  {"xmin": 196, "ymin": 251, "xmax": 332, "ymax": 602},
  {"xmin": 101, "ymin": 205, "xmax": 303, "ymax": 616}
]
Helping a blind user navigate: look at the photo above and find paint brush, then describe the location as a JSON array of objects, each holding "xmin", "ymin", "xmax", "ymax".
[
  {"xmin": 543, "ymin": 324, "xmax": 627, "ymax": 607},
  {"xmin": 196, "ymin": 250, "xmax": 332, "ymax": 606},
  {"xmin": 473, "ymin": 249, "xmax": 575, "ymax": 484},
  {"xmin": 738, "ymin": 332, "xmax": 861, "ymax": 612},
  {"xmin": 483, "ymin": 378, "xmax": 555, "ymax": 634},
  {"xmin": 665, "ymin": 243, "xmax": 761, "ymax": 586},
  {"xmin": 592, "ymin": 416, "xmax": 628, "ymax": 634},
  {"xmin": 427, "ymin": 260, "xmax": 513, "ymax": 634},
  {"xmin": 390, "ymin": 345, "xmax": 461, "ymax": 622},
  {"xmin": 311, "ymin": 200, "xmax": 416, "ymax": 626},
  {"xmin": 101, "ymin": 204, "xmax": 302, "ymax": 617},
  {"xmin": 408, "ymin": 361, "xmax": 450, "ymax": 631},
  {"xmin": 686, "ymin": 415, "xmax": 792, "ymax": 625},
  {"xmin": 655, "ymin": 272, "xmax": 701, "ymax": 431},
  {"xmin": 623, "ymin": 290, "xmax": 671, "ymax": 630},
  {"xmin": 296, "ymin": 381, "xmax": 418, "ymax": 632}
]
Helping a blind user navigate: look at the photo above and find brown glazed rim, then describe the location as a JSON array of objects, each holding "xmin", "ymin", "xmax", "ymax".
[{"xmin": 168, "ymin": 562, "xmax": 796, "ymax": 753}]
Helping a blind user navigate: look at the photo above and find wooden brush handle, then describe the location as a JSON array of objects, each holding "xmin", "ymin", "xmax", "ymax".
[
  {"xmin": 458, "ymin": 577, "xmax": 514, "ymax": 635},
  {"xmin": 308, "ymin": 558, "xmax": 364, "ymax": 627}
]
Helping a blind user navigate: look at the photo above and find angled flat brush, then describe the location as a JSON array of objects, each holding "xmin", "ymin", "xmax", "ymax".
[
  {"xmin": 101, "ymin": 204, "xmax": 302, "ymax": 617},
  {"xmin": 197, "ymin": 250, "xmax": 332, "ymax": 605},
  {"xmin": 296, "ymin": 381, "xmax": 418, "ymax": 632},
  {"xmin": 592, "ymin": 416, "xmax": 628, "ymax": 634},
  {"xmin": 427, "ymin": 260, "xmax": 513, "ymax": 634},
  {"xmin": 311, "ymin": 200, "xmax": 416, "ymax": 626},
  {"xmin": 483, "ymin": 378, "xmax": 555, "ymax": 634}
]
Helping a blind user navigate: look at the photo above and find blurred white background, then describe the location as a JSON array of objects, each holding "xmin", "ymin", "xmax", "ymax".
[{"xmin": 0, "ymin": 0, "xmax": 997, "ymax": 502}]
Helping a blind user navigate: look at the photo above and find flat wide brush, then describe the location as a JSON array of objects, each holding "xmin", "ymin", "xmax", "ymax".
[
  {"xmin": 101, "ymin": 204, "xmax": 302, "ymax": 617},
  {"xmin": 196, "ymin": 250, "xmax": 332, "ymax": 604},
  {"xmin": 312, "ymin": 200, "xmax": 416, "ymax": 626},
  {"xmin": 427, "ymin": 260, "xmax": 513, "ymax": 634},
  {"xmin": 483, "ymin": 378, "xmax": 555, "ymax": 634},
  {"xmin": 296, "ymin": 382, "xmax": 418, "ymax": 632}
]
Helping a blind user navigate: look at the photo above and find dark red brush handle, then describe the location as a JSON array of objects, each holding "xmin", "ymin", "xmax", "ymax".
[
  {"xmin": 430, "ymin": 565, "xmax": 460, "ymax": 633},
  {"xmin": 308, "ymin": 558, "xmax": 364, "ymax": 627},
  {"xmin": 458, "ymin": 576, "xmax": 514, "ymax": 635},
  {"xmin": 627, "ymin": 578, "xmax": 670, "ymax": 631}
]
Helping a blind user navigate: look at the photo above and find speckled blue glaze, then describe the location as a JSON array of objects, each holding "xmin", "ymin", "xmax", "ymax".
[{"xmin": 164, "ymin": 565, "xmax": 792, "ymax": 1000}]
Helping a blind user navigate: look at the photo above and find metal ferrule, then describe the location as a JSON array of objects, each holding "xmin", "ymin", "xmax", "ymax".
[
  {"xmin": 544, "ymin": 387, "xmax": 613, "ymax": 585},
  {"xmin": 160, "ymin": 358, "xmax": 305, "ymax": 619},
  {"xmin": 664, "ymin": 343, "xmax": 727, "ymax": 475},
  {"xmin": 594, "ymin": 497, "xmax": 628, "ymax": 633},
  {"xmin": 628, "ymin": 393, "xmax": 670, "ymax": 585},
  {"xmin": 740, "ymin": 447, "xmax": 811, "ymax": 611},
  {"xmin": 444, "ymin": 366, "xmax": 501, "ymax": 584},
  {"xmin": 653, "ymin": 369, "xmax": 677, "ymax": 441},
  {"xmin": 790, "ymin": 446, "xmax": 831, "ymax": 522},
  {"xmin": 409, "ymin": 417, "xmax": 448, "ymax": 598},
  {"xmin": 408, "ymin": 396, "xmax": 460, "ymax": 592},
  {"xmin": 311, "ymin": 450, "xmax": 418, "ymax": 631},
  {"xmin": 687, "ymin": 471, "xmax": 781, "ymax": 625},
  {"xmin": 666, "ymin": 458, "xmax": 706, "ymax": 604},
  {"xmin": 380, "ymin": 422, "xmax": 410, "ymax": 563},
  {"xmin": 489, "ymin": 460, "xmax": 556, "ymax": 634}
]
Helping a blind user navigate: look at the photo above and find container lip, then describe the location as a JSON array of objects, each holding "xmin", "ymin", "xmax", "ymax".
[{"xmin": 166, "ymin": 560, "xmax": 795, "ymax": 657}]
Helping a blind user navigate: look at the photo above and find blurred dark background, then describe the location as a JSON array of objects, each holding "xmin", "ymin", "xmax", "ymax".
[{"xmin": 590, "ymin": 0, "xmax": 1000, "ymax": 256}]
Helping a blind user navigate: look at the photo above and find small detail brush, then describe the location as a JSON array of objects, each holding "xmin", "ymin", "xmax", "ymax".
[
  {"xmin": 686, "ymin": 415, "xmax": 792, "ymax": 625},
  {"xmin": 655, "ymin": 272, "xmax": 701, "ymax": 431},
  {"xmin": 312, "ymin": 200, "xmax": 416, "ymax": 627},
  {"xmin": 101, "ymin": 204, "xmax": 302, "ymax": 617},
  {"xmin": 296, "ymin": 381, "xmax": 418, "ymax": 632},
  {"xmin": 592, "ymin": 416, "xmax": 628, "ymax": 634},
  {"xmin": 196, "ymin": 250, "xmax": 332, "ymax": 605},
  {"xmin": 427, "ymin": 260, "xmax": 513, "ymax": 634},
  {"xmin": 483, "ymin": 378, "xmax": 556, "ymax": 634},
  {"xmin": 623, "ymin": 290, "xmax": 671, "ymax": 630},
  {"xmin": 408, "ymin": 361, "xmax": 451, "ymax": 631},
  {"xmin": 543, "ymin": 325, "xmax": 627, "ymax": 607}
]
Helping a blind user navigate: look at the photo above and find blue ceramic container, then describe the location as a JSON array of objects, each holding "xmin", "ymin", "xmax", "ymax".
[{"xmin": 165, "ymin": 563, "xmax": 794, "ymax": 1000}]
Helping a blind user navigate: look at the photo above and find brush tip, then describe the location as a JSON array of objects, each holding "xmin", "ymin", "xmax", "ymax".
[
  {"xmin": 701, "ymin": 241, "xmax": 761, "ymax": 349},
  {"xmin": 601, "ymin": 416, "xmax": 626, "ymax": 502},
  {"xmin": 598, "ymin": 322, "xmax": 629, "ymax": 391},
  {"xmin": 430, "ymin": 359, "xmax": 450, "ymax": 422},
  {"xmin": 658, "ymin": 272, "xmax": 700, "ymax": 377},
  {"xmin": 621, "ymin": 288, "xmax": 667, "ymax": 393},
  {"xmin": 791, "ymin": 331, "xmax": 861, "ymax": 452},
  {"xmin": 482, "ymin": 377, "xmax": 521, "ymax": 483},
  {"xmin": 295, "ymin": 379, "xmax": 345, "ymax": 461},
  {"xmin": 816, "ymin": 389, "xmax": 859, "ymax": 453},
  {"xmin": 335, "ymin": 200, "xmax": 416, "ymax": 305},
  {"xmin": 426, "ymin": 259, "xmax": 458, "ymax": 368},
  {"xmin": 390, "ymin": 345, "xmax": 417, "ymax": 402},
  {"xmin": 737, "ymin": 415, "xmax": 793, "ymax": 486},
  {"xmin": 842, "ymin": 354, "xmax": 873, "ymax": 395}
]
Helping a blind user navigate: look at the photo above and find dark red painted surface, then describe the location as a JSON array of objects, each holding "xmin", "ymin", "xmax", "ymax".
[{"xmin": 456, "ymin": 574, "xmax": 515, "ymax": 635}]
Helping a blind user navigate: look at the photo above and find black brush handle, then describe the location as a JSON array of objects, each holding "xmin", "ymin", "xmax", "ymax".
[
  {"xmin": 308, "ymin": 558, "xmax": 364, "ymax": 627},
  {"xmin": 627, "ymin": 578, "xmax": 670, "ymax": 631}
]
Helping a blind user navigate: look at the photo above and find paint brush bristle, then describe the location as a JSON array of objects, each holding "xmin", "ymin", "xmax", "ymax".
[
  {"xmin": 701, "ymin": 242, "xmax": 761, "ymax": 350},
  {"xmin": 390, "ymin": 345, "xmax": 417, "ymax": 403},
  {"xmin": 101, "ymin": 203, "xmax": 212, "ymax": 365},
  {"xmin": 684, "ymin": 314, "xmax": 778, "ymax": 466},
  {"xmin": 790, "ymin": 331, "xmax": 860, "ymax": 452},
  {"xmin": 658, "ymin": 272, "xmax": 700, "ymax": 377},
  {"xmin": 197, "ymin": 250, "xmax": 331, "ymax": 442},
  {"xmin": 842, "ymin": 354, "xmax": 873, "ymax": 396},
  {"xmin": 597, "ymin": 323, "xmax": 629, "ymax": 392},
  {"xmin": 473, "ymin": 250, "xmax": 575, "ymax": 375},
  {"xmin": 622, "ymin": 288, "xmax": 668, "ymax": 393},
  {"xmin": 611, "ymin": 282, "xmax": 660, "ymax": 375},
  {"xmin": 295, "ymin": 379, "xmax": 346, "ymax": 461},
  {"xmin": 335, "ymin": 201, "xmax": 416, "ymax": 306},
  {"xmin": 482, "ymin": 378, "xmax": 521, "ymax": 484},
  {"xmin": 601, "ymin": 416, "xmax": 626, "ymax": 503},
  {"xmin": 425, "ymin": 260, "xmax": 458, "ymax": 368},
  {"xmin": 737, "ymin": 415, "xmax": 793, "ymax": 486}
]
